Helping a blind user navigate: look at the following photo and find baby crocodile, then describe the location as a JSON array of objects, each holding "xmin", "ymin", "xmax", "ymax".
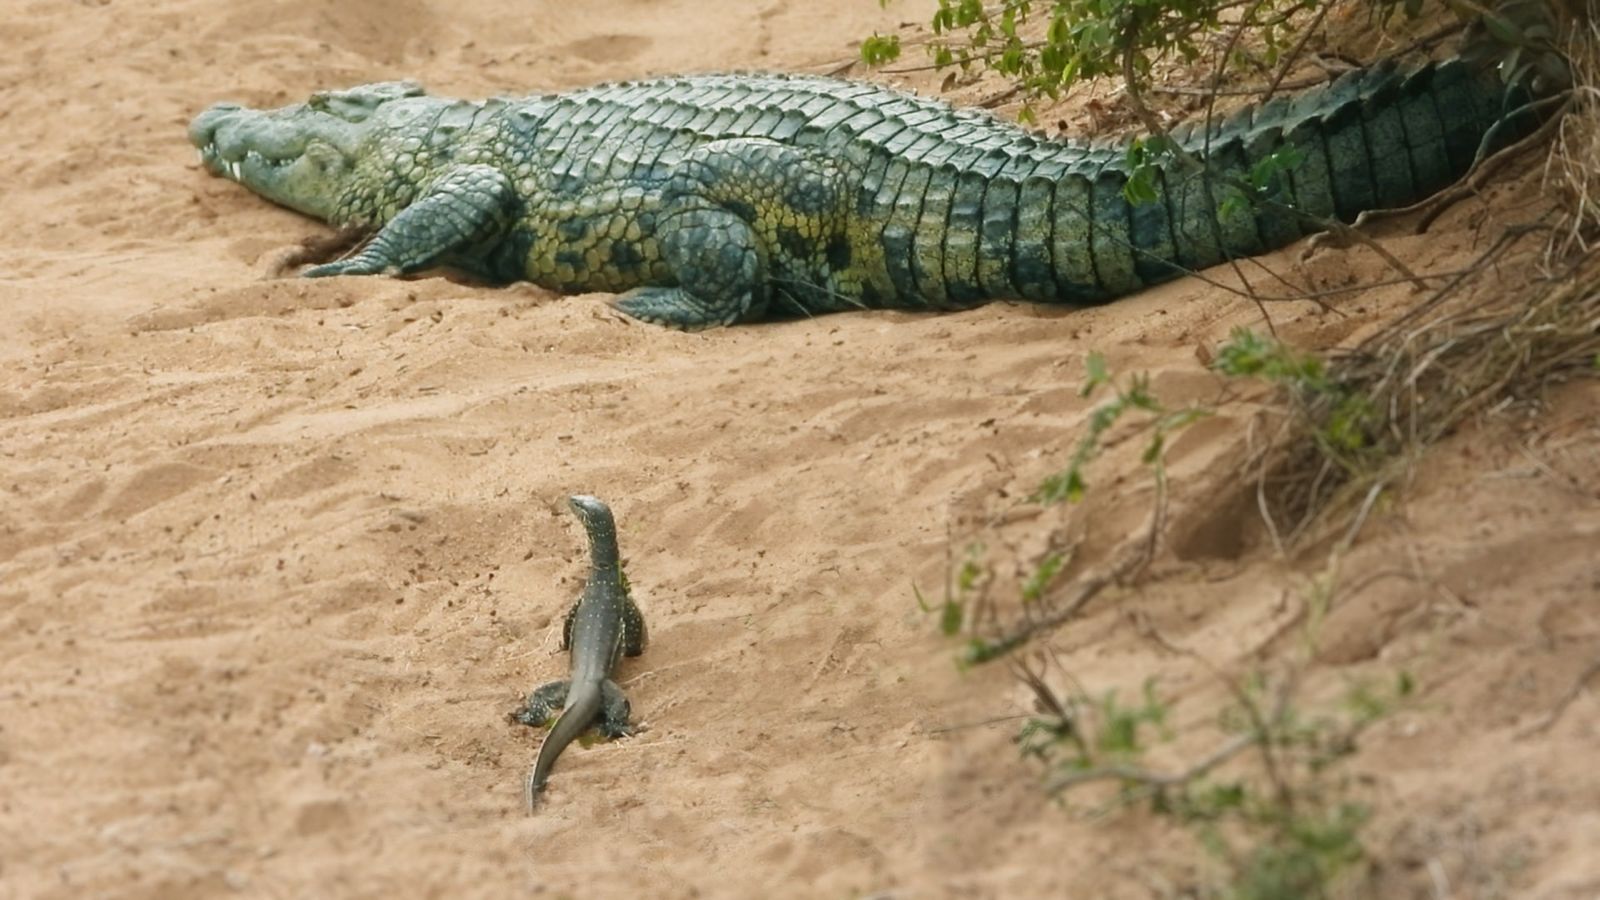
[{"xmin": 512, "ymin": 494, "xmax": 647, "ymax": 811}]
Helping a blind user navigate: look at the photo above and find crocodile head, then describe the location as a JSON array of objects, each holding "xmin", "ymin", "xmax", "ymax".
[{"xmin": 189, "ymin": 81, "xmax": 446, "ymax": 225}]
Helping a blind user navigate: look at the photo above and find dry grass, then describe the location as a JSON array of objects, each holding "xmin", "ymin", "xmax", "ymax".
[{"xmin": 1254, "ymin": 18, "xmax": 1600, "ymax": 548}]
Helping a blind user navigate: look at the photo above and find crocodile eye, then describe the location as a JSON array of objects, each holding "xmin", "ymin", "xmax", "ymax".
[{"xmin": 304, "ymin": 142, "xmax": 342, "ymax": 173}]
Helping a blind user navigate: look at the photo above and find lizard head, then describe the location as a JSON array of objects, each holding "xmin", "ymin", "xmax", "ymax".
[
  {"xmin": 568, "ymin": 495, "xmax": 623, "ymax": 564},
  {"xmin": 188, "ymin": 81, "xmax": 452, "ymax": 226},
  {"xmin": 567, "ymin": 495, "xmax": 617, "ymax": 534}
]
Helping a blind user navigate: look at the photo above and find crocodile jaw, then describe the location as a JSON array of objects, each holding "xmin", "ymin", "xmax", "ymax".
[{"xmin": 189, "ymin": 102, "xmax": 364, "ymax": 221}]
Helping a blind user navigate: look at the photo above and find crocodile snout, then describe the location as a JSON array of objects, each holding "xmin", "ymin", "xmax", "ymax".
[
  {"xmin": 188, "ymin": 103, "xmax": 242, "ymax": 153},
  {"xmin": 189, "ymin": 102, "xmax": 324, "ymax": 171}
]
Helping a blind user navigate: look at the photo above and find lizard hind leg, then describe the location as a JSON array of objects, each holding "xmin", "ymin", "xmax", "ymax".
[
  {"xmin": 597, "ymin": 680, "xmax": 635, "ymax": 739},
  {"xmin": 623, "ymin": 596, "xmax": 647, "ymax": 658},
  {"xmin": 511, "ymin": 679, "xmax": 570, "ymax": 728}
]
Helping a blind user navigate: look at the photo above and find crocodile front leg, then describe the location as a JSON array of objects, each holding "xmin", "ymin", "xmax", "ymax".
[{"xmin": 304, "ymin": 164, "xmax": 515, "ymax": 277}]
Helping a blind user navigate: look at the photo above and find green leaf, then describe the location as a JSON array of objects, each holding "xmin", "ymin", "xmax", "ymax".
[
  {"xmin": 959, "ymin": 633, "xmax": 1026, "ymax": 666},
  {"xmin": 1481, "ymin": 12, "xmax": 1525, "ymax": 47},
  {"xmin": 1063, "ymin": 470, "xmax": 1086, "ymax": 503},
  {"xmin": 1219, "ymin": 191, "xmax": 1248, "ymax": 222},
  {"xmin": 1034, "ymin": 467, "xmax": 1087, "ymax": 505},
  {"xmin": 1124, "ymin": 165, "xmax": 1160, "ymax": 205},
  {"xmin": 913, "ymin": 584, "xmax": 964, "ymax": 636},
  {"xmin": 957, "ymin": 556, "xmax": 984, "ymax": 592},
  {"xmin": 1047, "ymin": 13, "xmax": 1069, "ymax": 46},
  {"xmin": 1021, "ymin": 552, "xmax": 1065, "ymax": 603},
  {"xmin": 1159, "ymin": 407, "xmax": 1212, "ymax": 433},
  {"xmin": 859, "ymin": 33, "xmax": 902, "ymax": 66},
  {"xmin": 1142, "ymin": 432, "xmax": 1165, "ymax": 465},
  {"xmin": 1081, "ymin": 351, "xmax": 1110, "ymax": 396},
  {"xmin": 940, "ymin": 598, "xmax": 963, "ymax": 635}
]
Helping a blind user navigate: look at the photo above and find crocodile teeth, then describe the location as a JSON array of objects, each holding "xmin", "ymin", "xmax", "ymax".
[{"xmin": 227, "ymin": 161, "xmax": 242, "ymax": 180}]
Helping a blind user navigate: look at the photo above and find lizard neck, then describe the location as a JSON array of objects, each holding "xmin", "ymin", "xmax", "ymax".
[{"xmin": 584, "ymin": 519, "xmax": 622, "ymax": 580}]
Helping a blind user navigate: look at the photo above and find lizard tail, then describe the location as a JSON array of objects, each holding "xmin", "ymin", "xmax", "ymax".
[{"xmin": 525, "ymin": 682, "xmax": 602, "ymax": 813}]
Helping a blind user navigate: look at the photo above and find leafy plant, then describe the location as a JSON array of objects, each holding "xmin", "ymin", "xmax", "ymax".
[
  {"xmin": 860, "ymin": 32, "xmax": 901, "ymax": 65},
  {"xmin": 914, "ymin": 541, "xmax": 986, "ymax": 637},
  {"xmin": 1018, "ymin": 659, "xmax": 1411, "ymax": 898},
  {"xmin": 1213, "ymin": 328, "xmax": 1378, "ymax": 471},
  {"xmin": 913, "ymin": 0, "xmax": 1330, "ymax": 100},
  {"xmin": 917, "ymin": 355, "xmax": 1208, "ymax": 666},
  {"xmin": 1033, "ymin": 352, "xmax": 1210, "ymax": 505},
  {"xmin": 1020, "ymin": 551, "xmax": 1066, "ymax": 603}
]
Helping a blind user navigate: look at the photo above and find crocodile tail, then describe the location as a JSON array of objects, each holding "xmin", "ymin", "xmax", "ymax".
[
  {"xmin": 1199, "ymin": 57, "xmax": 1542, "ymax": 224},
  {"xmin": 525, "ymin": 682, "xmax": 602, "ymax": 811},
  {"xmin": 1016, "ymin": 57, "xmax": 1547, "ymax": 304}
]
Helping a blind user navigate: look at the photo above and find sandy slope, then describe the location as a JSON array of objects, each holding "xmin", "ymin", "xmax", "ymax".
[{"xmin": 1, "ymin": 1, "xmax": 1597, "ymax": 897}]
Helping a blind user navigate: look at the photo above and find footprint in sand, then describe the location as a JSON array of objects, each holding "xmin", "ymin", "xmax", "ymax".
[
  {"xmin": 47, "ymin": 477, "xmax": 107, "ymax": 523},
  {"xmin": 258, "ymin": 455, "xmax": 360, "ymax": 504},
  {"xmin": 103, "ymin": 461, "xmax": 215, "ymax": 522},
  {"xmin": 557, "ymin": 33, "xmax": 653, "ymax": 65},
  {"xmin": 294, "ymin": 798, "xmax": 353, "ymax": 836}
]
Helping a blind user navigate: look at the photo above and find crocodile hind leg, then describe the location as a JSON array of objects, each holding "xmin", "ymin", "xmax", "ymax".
[
  {"xmin": 511, "ymin": 679, "xmax": 569, "ymax": 728},
  {"xmin": 613, "ymin": 208, "xmax": 765, "ymax": 329},
  {"xmin": 614, "ymin": 138, "xmax": 849, "ymax": 329},
  {"xmin": 597, "ymin": 679, "xmax": 634, "ymax": 738}
]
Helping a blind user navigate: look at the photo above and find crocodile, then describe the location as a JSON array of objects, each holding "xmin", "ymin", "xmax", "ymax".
[
  {"xmin": 511, "ymin": 495, "xmax": 647, "ymax": 811},
  {"xmin": 188, "ymin": 56, "xmax": 1543, "ymax": 330}
]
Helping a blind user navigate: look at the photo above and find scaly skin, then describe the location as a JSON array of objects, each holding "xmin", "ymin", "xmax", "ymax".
[
  {"xmin": 189, "ymin": 59, "xmax": 1540, "ymax": 329},
  {"xmin": 511, "ymin": 495, "xmax": 646, "ymax": 812}
]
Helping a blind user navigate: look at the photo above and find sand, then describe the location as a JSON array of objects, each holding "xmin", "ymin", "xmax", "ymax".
[{"xmin": 2, "ymin": 0, "xmax": 1598, "ymax": 897}]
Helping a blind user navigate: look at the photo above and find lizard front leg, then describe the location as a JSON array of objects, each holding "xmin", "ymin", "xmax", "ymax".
[{"xmin": 510, "ymin": 679, "xmax": 569, "ymax": 728}]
